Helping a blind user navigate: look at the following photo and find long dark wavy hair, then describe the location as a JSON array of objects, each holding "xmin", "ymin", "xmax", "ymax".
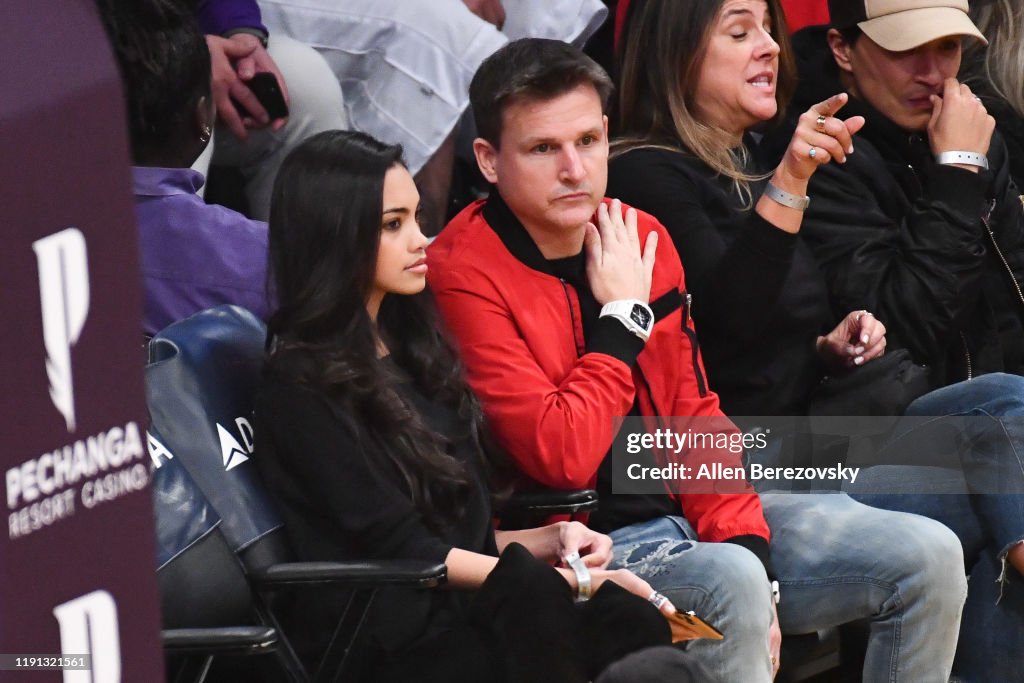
[{"xmin": 265, "ymin": 130, "xmax": 503, "ymax": 531}]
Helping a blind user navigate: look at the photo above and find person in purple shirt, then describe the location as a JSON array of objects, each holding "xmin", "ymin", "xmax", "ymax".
[{"xmin": 100, "ymin": 0, "xmax": 271, "ymax": 335}]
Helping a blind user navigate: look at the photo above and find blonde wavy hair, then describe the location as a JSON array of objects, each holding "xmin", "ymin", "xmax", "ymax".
[
  {"xmin": 969, "ymin": 0, "xmax": 1024, "ymax": 117},
  {"xmin": 612, "ymin": 0, "xmax": 796, "ymax": 206}
]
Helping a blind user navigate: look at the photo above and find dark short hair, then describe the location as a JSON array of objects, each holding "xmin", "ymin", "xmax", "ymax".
[
  {"xmin": 834, "ymin": 25, "xmax": 864, "ymax": 47},
  {"xmin": 97, "ymin": 0, "xmax": 211, "ymax": 162},
  {"xmin": 469, "ymin": 38, "xmax": 613, "ymax": 147}
]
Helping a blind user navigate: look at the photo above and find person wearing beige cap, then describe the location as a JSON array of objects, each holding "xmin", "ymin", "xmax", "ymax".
[
  {"xmin": 758, "ymin": 1, "xmax": 1024, "ymax": 680},
  {"xmin": 828, "ymin": 0, "xmax": 987, "ymax": 52}
]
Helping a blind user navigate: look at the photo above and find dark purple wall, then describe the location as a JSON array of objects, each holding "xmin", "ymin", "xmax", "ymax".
[{"xmin": 1, "ymin": 1, "xmax": 164, "ymax": 679}]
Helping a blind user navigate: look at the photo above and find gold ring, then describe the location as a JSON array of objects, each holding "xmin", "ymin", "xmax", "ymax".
[
  {"xmin": 816, "ymin": 114, "xmax": 827, "ymax": 132},
  {"xmin": 771, "ymin": 655, "xmax": 778, "ymax": 668}
]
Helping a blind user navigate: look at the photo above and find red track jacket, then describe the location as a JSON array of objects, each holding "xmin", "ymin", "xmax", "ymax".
[{"xmin": 429, "ymin": 197, "xmax": 770, "ymax": 544}]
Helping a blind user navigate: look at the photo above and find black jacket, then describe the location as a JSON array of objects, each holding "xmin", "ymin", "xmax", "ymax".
[
  {"xmin": 608, "ymin": 146, "xmax": 833, "ymax": 416},
  {"xmin": 759, "ymin": 26, "xmax": 1024, "ymax": 387}
]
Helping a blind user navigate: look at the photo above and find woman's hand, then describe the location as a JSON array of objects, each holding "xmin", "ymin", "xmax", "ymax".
[
  {"xmin": 777, "ymin": 92, "xmax": 866, "ymax": 184},
  {"xmin": 760, "ymin": 93, "xmax": 866, "ymax": 234},
  {"xmin": 816, "ymin": 310, "xmax": 886, "ymax": 368},
  {"xmin": 496, "ymin": 522, "xmax": 613, "ymax": 567},
  {"xmin": 592, "ymin": 568, "xmax": 678, "ymax": 617},
  {"xmin": 557, "ymin": 521, "xmax": 613, "ymax": 569},
  {"xmin": 555, "ymin": 564, "xmax": 677, "ymax": 616}
]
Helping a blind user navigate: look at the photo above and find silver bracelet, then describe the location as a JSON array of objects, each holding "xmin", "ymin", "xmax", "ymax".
[
  {"xmin": 564, "ymin": 552, "xmax": 592, "ymax": 601},
  {"xmin": 935, "ymin": 151, "xmax": 989, "ymax": 170},
  {"xmin": 763, "ymin": 182, "xmax": 810, "ymax": 211}
]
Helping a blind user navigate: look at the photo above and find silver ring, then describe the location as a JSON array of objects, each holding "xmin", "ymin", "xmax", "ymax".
[
  {"xmin": 648, "ymin": 591, "xmax": 669, "ymax": 609},
  {"xmin": 816, "ymin": 114, "xmax": 827, "ymax": 132},
  {"xmin": 808, "ymin": 146, "xmax": 817, "ymax": 159},
  {"xmin": 854, "ymin": 310, "xmax": 872, "ymax": 322}
]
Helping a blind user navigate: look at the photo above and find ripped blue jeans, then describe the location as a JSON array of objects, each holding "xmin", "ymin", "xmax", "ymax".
[{"xmin": 608, "ymin": 494, "xmax": 966, "ymax": 683}]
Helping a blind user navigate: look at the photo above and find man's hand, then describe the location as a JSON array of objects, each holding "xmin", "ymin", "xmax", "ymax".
[
  {"xmin": 462, "ymin": 0, "xmax": 505, "ymax": 29},
  {"xmin": 816, "ymin": 310, "xmax": 886, "ymax": 368},
  {"xmin": 929, "ymin": 78, "xmax": 995, "ymax": 172},
  {"xmin": 769, "ymin": 601, "xmax": 782, "ymax": 680},
  {"xmin": 206, "ymin": 33, "xmax": 290, "ymax": 141},
  {"xmin": 584, "ymin": 199, "xmax": 658, "ymax": 305}
]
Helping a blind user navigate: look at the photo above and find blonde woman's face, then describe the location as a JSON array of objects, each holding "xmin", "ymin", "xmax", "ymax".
[{"xmin": 694, "ymin": 0, "xmax": 780, "ymax": 136}]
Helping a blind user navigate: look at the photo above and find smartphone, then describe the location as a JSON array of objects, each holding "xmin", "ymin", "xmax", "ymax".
[
  {"xmin": 232, "ymin": 71, "xmax": 289, "ymax": 120},
  {"xmin": 666, "ymin": 610, "xmax": 724, "ymax": 642}
]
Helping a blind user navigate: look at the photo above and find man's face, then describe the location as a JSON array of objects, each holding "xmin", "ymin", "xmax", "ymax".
[
  {"xmin": 474, "ymin": 83, "xmax": 609, "ymax": 239},
  {"xmin": 832, "ymin": 32, "xmax": 962, "ymax": 132}
]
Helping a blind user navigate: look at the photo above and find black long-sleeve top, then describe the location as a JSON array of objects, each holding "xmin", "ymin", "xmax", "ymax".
[
  {"xmin": 608, "ymin": 146, "xmax": 834, "ymax": 416},
  {"xmin": 254, "ymin": 358, "xmax": 496, "ymax": 659}
]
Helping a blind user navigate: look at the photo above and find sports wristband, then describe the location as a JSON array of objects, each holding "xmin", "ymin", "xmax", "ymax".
[
  {"xmin": 763, "ymin": 182, "xmax": 810, "ymax": 211},
  {"xmin": 564, "ymin": 552, "xmax": 592, "ymax": 601},
  {"xmin": 935, "ymin": 151, "xmax": 989, "ymax": 170}
]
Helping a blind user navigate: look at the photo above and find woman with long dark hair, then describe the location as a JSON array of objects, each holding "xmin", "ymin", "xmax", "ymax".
[
  {"xmin": 608, "ymin": 1, "xmax": 1024, "ymax": 680},
  {"xmin": 255, "ymin": 129, "xmax": 709, "ymax": 682}
]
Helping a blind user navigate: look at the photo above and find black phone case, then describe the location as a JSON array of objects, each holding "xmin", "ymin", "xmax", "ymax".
[{"xmin": 232, "ymin": 72, "xmax": 288, "ymax": 120}]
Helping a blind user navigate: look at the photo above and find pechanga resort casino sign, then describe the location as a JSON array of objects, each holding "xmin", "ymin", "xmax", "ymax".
[{"xmin": 0, "ymin": 1, "xmax": 164, "ymax": 680}]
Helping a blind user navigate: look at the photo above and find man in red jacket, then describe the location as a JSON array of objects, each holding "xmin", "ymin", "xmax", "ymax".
[{"xmin": 430, "ymin": 38, "xmax": 965, "ymax": 681}]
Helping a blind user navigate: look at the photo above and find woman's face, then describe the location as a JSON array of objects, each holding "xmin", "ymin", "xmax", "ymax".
[
  {"xmin": 367, "ymin": 164, "xmax": 428, "ymax": 319},
  {"xmin": 693, "ymin": 0, "xmax": 781, "ymax": 137}
]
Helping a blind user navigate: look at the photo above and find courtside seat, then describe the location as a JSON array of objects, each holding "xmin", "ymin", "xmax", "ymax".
[{"xmin": 146, "ymin": 306, "xmax": 445, "ymax": 682}]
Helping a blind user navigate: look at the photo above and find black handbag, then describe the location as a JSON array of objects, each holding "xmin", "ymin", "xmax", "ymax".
[{"xmin": 808, "ymin": 349, "xmax": 931, "ymax": 416}]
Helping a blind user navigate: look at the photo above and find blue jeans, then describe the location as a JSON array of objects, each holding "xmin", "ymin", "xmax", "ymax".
[
  {"xmin": 608, "ymin": 495, "xmax": 966, "ymax": 682},
  {"xmin": 846, "ymin": 372, "xmax": 1024, "ymax": 683}
]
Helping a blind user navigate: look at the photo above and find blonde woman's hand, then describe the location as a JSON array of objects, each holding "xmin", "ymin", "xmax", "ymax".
[
  {"xmin": 816, "ymin": 309, "xmax": 887, "ymax": 368},
  {"xmin": 779, "ymin": 92, "xmax": 866, "ymax": 182}
]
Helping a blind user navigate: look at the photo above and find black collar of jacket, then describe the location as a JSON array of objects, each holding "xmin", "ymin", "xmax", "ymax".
[
  {"xmin": 481, "ymin": 187, "xmax": 686, "ymax": 324},
  {"xmin": 482, "ymin": 188, "xmax": 571, "ymax": 276}
]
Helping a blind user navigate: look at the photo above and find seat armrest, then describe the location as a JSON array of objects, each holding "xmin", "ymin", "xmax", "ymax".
[
  {"xmin": 501, "ymin": 489, "xmax": 598, "ymax": 516},
  {"xmin": 250, "ymin": 560, "xmax": 447, "ymax": 589},
  {"xmin": 162, "ymin": 626, "xmax": 278, "ymax": 656}
]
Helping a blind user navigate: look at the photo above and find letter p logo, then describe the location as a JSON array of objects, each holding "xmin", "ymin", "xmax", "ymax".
[
  {"xmin": 52, "ymin": 590, "xmax": 121, "ymax": 682},
  {"xmin": 33, "ymin": 228, "xmax": 90, "ymax": 432}
]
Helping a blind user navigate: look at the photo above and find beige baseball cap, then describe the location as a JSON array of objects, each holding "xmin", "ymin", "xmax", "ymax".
[{"xmin": 827, "ymin": 0, "xmax": 987, "ymax": 52}]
